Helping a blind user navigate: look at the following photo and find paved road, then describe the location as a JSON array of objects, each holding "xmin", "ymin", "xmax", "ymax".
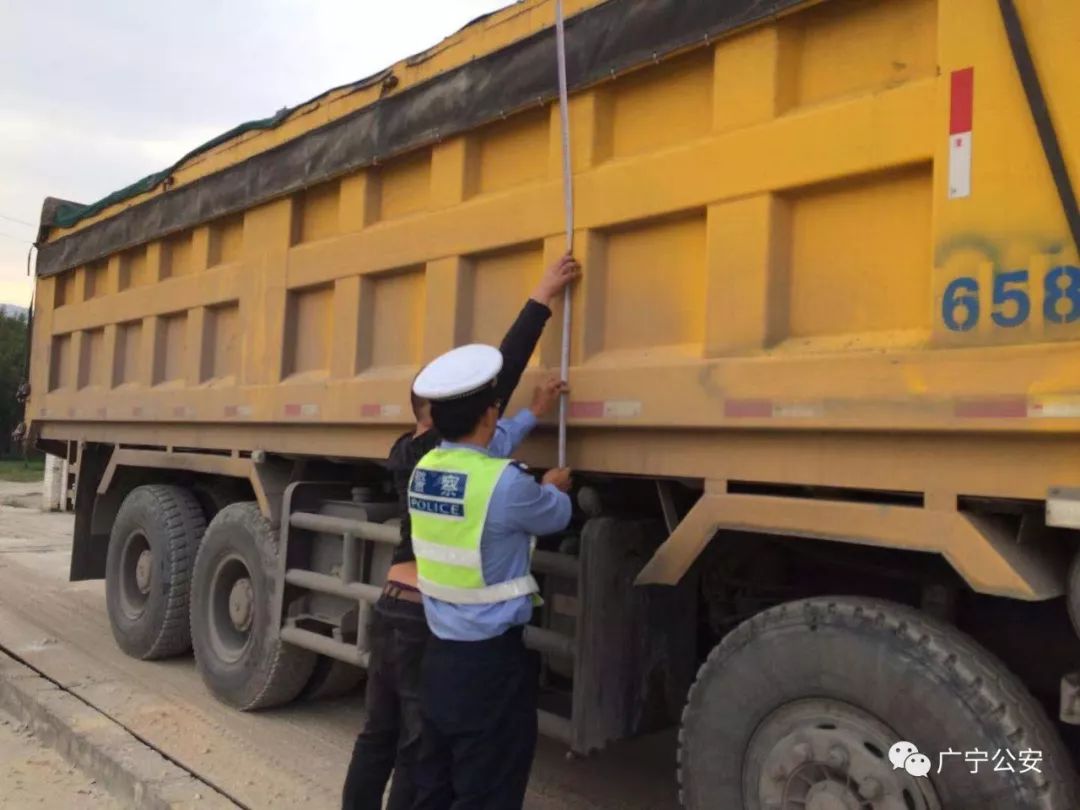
[
  {"xmin": 0, "ymin": 480, "xmax": 681, "ymax": 809},
  {"xmin": 0, "ymin": 709, "xmax": 121, "ymax": 809}
]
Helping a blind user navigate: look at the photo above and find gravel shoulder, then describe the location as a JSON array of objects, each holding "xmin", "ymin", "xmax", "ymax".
[{"xmin": 0, "ymin": 709, "xmax": 122, "ymax": 810}]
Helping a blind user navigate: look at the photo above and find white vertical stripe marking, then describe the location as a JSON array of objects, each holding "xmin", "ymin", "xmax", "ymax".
[{"xmin": 948, "ymin": 132, "xmax": 972, "ymax": 200}]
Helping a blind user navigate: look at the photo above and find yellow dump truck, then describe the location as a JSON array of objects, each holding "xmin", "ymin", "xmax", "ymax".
[{"xmin": 21, "ymin": 0, "xmax": 1080, "ymax": 806}]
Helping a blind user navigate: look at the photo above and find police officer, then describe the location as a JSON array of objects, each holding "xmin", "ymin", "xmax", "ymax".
[
  {"xmin": 409, "ymin": 345, "xmax": 574, "ymax": 810},
  {"xmin": 341, "ymin": 256, "xmax": 580, "ymax": 810}
]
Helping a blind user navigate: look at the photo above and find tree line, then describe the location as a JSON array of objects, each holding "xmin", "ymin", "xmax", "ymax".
[{"xmin": 0, "ymin": 310, "xmax": 30, "ymax": 458}]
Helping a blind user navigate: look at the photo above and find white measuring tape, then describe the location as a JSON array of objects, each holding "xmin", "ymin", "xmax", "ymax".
[{"xmin": 555, "ymin": 0, "xmax": 573, "ymax": 469}]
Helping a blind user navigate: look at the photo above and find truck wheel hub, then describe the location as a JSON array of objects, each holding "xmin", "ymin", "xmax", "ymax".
[
  {"xmin": 228, "ymin": 578, "xmax": 254, "ymax": 631},
  {"xmin": 747, "ymin": 699, "xmax": 941, "ymax": 810},
  {"xmin": 804, "ymin": 780, "xmax": 859, "ymax": 810},
  {"xmin": 118, "ymin": 530, "xmax": 152, "ymax": 619},
  {"xmin": 134, "ymin": 550, "xmax": 153, "ymax": 594}
]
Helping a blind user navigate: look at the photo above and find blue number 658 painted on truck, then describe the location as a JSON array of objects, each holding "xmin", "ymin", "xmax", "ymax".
[{"xmin": 943, "ymin": 265, "xmax": 1080, "ymax": 331}]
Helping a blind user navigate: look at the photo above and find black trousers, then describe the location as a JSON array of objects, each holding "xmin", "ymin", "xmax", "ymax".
[
  {"xmin": 341, "ymin": 594, "xmax": 429, "ymax": 810},
  {"xmin": 413, "ymin": 627, "xmax": 539, "ymax": 810}
]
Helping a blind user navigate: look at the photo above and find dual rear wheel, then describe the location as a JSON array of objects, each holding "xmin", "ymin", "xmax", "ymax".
[
  {"xmin": 189, "ymin": 502, "xmax": 316, "ymax": 709},
  {"xmin": 105, "ymin": 485, "xmax": 205, "ymax": 660},
  {"xmin": 105, "ymin": 489, "xmax": 337, "ymax": 709}
]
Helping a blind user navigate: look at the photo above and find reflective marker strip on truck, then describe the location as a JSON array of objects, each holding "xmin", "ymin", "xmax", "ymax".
[
  {"xmin": 724, "ymin": 400, "xmax": 824, "ymax": 419},
  {"xmin": 360, "ymin": 404, "xmax": 403, "ymax": 419},
  {"xmin": 960, "ymin": 398, "xmax": 1080, "ymax": 419},
  {"xmin": 1030, "ymin": 398, "xmax": 1080, "ymax": 418},
  {"xmin": 948, "ymin": 67, "xmax": 974, "ymax": 200},
  {"xmin": 284, "ymin": 404, "xmax": 320, "ymax": 418},
  {"xmin": 569, "ymin": 401, "xmax": 643, "ymax": 419},
  {"xmin": 953, "ymin": 397, "xmax": 1026, "ymax": 419}
]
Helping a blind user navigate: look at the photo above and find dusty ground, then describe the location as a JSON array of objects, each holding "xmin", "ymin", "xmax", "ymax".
[
  {"xmin": 0, "ymin": 710, "xmax": 121, "ymax": 809},
  {"xmin": 0, "ymin": 479, "xmax": 680, "ymax": 809},
  {"xmin": 0, "ymin": 480, "xmax": 45, "ymax": 510}
]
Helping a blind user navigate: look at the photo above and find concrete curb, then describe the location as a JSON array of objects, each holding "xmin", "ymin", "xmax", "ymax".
[{"xmin": 0, "ymin": 649, "xmax": 237, "ymax": 810}]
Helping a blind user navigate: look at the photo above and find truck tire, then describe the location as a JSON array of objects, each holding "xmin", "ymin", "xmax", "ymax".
[
  {"xmin": 679, "ymin": 596, "xmax": 1078, "ymax": 810},
  {"xmin": 190, "ymin": 502, "xmax": 316, "ymax": 710},
  {"xmin": 1066, "ymin": 551, "xmax": 1080, "ymax": 640},
  {"xmin": 105, "ymin": 484, "xmax": 206, "ymax": 660},
  {"xmin": 191, "ymin": 479, "xmax": 248, "ymax": 523},
  {"xmin": 301, "ymin": 656, "xmax": 365, "ymax": 701}
]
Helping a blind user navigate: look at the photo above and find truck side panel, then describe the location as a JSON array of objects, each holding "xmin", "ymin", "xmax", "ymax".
[{"xmin": 29, "ymin": 0, "xmax": 1080, "ymax": 509}]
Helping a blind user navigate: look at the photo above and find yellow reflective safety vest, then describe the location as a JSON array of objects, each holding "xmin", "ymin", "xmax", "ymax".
[{"xmin": 408, "ymin": 447, "xmax": 540, "ymax": 604}]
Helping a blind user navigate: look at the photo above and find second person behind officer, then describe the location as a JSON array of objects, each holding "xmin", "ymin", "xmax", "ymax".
[{"xmin": 409, "ymin": 343, "xmax": 574, "ymax": 810}]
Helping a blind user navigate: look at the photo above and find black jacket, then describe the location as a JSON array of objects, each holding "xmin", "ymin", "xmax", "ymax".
[{"xmin": 387, "ymin": 299, "xmax": 552, "ymax": 564}]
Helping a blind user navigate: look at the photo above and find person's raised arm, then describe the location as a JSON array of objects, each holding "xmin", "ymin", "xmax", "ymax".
[
  {"xmin": 488, "ymin": 376, "xmax": 566, "ymax": 457},
  {"xmin": 493, "ymin": 254, "xmax": 581, "ymax": 415}
]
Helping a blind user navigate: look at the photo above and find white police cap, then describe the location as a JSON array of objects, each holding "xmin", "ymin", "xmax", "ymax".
[{"xmin": 413, "ymin": 344, "xmax": 503, "ymax": 401}]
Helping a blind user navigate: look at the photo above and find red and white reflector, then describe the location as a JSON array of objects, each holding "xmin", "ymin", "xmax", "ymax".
[{"xmin": 948, "ymin": 68, "xmax": 974, "ymax": 200}]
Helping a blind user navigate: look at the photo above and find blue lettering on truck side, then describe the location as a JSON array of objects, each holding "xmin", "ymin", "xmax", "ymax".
[{"xmin": 942, "ymin": 265, "xmax": 1080, "ymax": 331}]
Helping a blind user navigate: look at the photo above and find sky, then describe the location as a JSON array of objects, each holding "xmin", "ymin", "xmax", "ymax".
[{"xmin": 0, "ymin": 0, "xmax": 510, "ymax": 308}]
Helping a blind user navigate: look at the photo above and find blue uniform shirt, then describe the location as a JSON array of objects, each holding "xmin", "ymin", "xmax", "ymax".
[
  {"xmin": 485, "ymin": 408, "xmax": 536, "ymax": 459},
  {"xmin": 421, "ymin": 410, "xmax": 573, "ymax": 641}
]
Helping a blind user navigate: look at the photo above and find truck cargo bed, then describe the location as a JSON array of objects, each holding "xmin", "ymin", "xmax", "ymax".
[{"xmin": 28, "ymin": 0, "xmax": 1080, "ymax": 505}]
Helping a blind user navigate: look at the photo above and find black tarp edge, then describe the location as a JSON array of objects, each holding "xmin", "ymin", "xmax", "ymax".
[{"xmin": 36, "ymin": 0, "xmax": 803, "ymax": 278}]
